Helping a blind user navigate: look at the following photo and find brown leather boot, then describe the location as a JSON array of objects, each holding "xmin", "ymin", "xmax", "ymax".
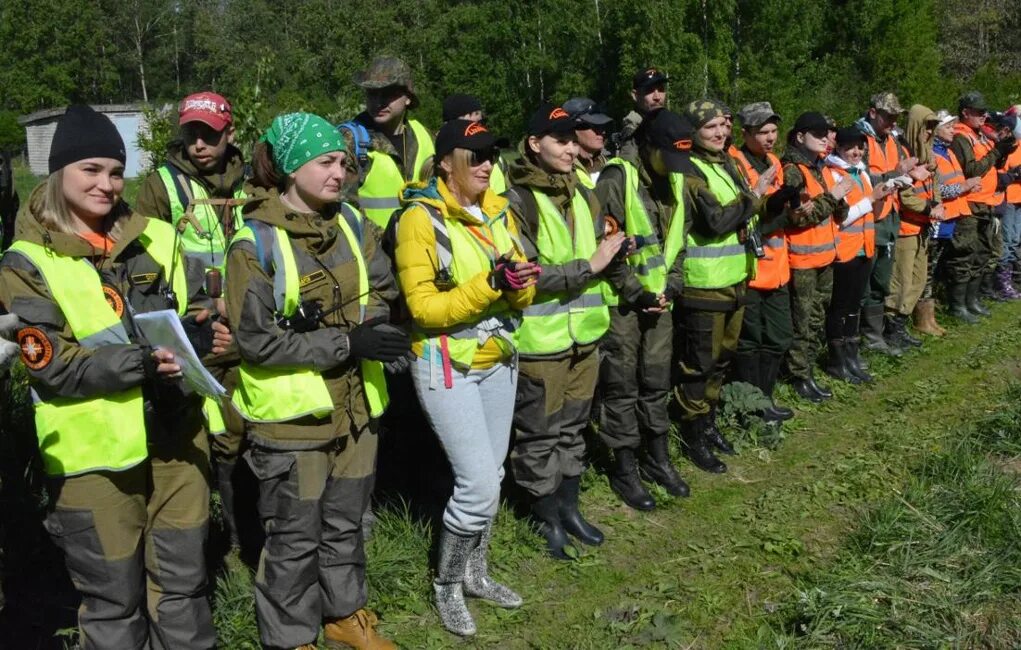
[
  {"xmin": 324, "ymin": 609, "xmax": 397, "ymax": 650},
  {"xmin": 912, "ymin": 299, "xmax": 944, "ymax": 337}
]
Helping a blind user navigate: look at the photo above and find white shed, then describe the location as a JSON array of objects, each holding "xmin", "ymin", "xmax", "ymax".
[{"xmin": 19, "ymin": 104, "xmax": 146, "ymax": 178}]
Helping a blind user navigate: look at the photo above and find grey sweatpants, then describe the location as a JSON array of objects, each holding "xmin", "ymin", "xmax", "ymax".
[{"xmin": 412, "ymin": 356, "xmax": 517, "ymax": 536}]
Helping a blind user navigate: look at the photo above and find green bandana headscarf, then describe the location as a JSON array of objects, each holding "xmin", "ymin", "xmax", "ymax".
[
  {"xmin": 685, "ymin": 99, "xmax": 727, "ymax": 128},
  {"xmin": 260, "ymin": 112, "xmax": 346, "ymax": 174}
]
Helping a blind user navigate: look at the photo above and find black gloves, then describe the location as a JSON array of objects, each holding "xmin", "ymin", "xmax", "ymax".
[
  {"xmin": 347, "ymin": 320, "xmax": 411, "ymax": 362},
  {"xmin": 995, "ymin": 135, "xmax": 1017, "ymax": 159},
  {"xmin": 766, "ymin": 185, "xmax": 799, "ymax": 215},
  {"xmin": 633, "ymin": 291, "xmax": 661, "ymax": 310},
  {"xmin": 181, "ymin": 315, "xmax": 214, "ymax": 357}
]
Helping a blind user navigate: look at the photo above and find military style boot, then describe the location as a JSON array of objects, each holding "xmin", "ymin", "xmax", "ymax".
[
  {"xmin": 704, "ymin": 408, "xmax": 736, "ymax": 456},
  {"xmin": 463, "ymin": 523, "xmax": 523, "ymax": 606},
  {"xmin": 324, "ymin": 609, "xmax": 397, "ymax": 649},
  {"xmin": 530, "ymin": 493, "xmax": 573, "ymax": 560},
  {"xmin": 609, "ymin": 447, "xmax": 655, "ymax": 511},
  {"xmin": 639, "ymin": 435, "xmax": 690, "ymax": 497},
  {"xmin": 433, "ymin": 527, "xmax": 478, "ymax": 636},
  {"xmin": 948, "ymin": 281, "xmax": 978, "ymax": 323},
  {"xmin": 759, "ymin": 353, "xmax": 794, "ymax": 422},
  {"xmin": 966, "ymin": 277, "xmax": 991, "ymax": 316},
  {"xmin": 885, "ymin": 313, "xmax": 921, "ymax": 349},
  {"xmin": 861, "ymin": 303, "xmax": 901, "ymax": 356},
  {"xmin": 557, "ymin": 475, "xmax": 606, "ymax": 545},
  {"xmin": 681, "ymin": 417, "xmax": 727, "ymax": 474}
]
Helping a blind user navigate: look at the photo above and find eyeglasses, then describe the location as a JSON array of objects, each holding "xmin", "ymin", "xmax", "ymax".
[{"xmin": 468, "ymin": 147, "xmax": 499, "ymax": 167}]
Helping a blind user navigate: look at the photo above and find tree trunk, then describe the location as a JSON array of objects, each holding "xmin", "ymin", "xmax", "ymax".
[{"xmin": 134, "ymin": 15, "xmax": 148, "ymax": 103}]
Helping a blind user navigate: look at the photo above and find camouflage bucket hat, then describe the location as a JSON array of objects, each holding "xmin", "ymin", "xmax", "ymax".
[
  {"xmin": 870, "ymin": 92, "xmax": 905, "ymax": 115},
  {"xmin": 354, "ymin": 56, "xmax": 419, "ymax": 109},
  {"xmin": 685, "ymin": 99, "xmax": 727, "ymax": 128}
]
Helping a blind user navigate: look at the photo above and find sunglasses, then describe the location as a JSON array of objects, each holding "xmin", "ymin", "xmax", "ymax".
[
  {"xmin": 808, "ymin": 128, "xmax": 830, "ymax": 139},
  {"xmin": 577, "ymin": 124, "xmax": 608, "ymax": 135},
  {"xmin": 468, "ymin": 147, "xmax": 499, "ymax": 167}
]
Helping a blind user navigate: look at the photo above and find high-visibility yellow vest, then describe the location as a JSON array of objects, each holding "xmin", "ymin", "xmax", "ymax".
[
  {"xmin": 403, "ymin": 203, "xmax": 521, "ymax": 370},
  {"xmin": 575, "ymin": 165, "xmax": 595, "ymax": 189},
  {"xmin": 6, "ymin": 219, "xmax": 187, "ymax": 476},
  {"xmin": 359, "ymin": 119, "xmax": 434, "ymax": 228},
  {"xmin": 685, "ymin": 157, "xmax": 754, "ymax": 289},
  {"xmin": 490, "ymin": 158, "xmax": 508, "ymax": 194},
  {"xmin": 230, "ymin": 204, "xmax": 388, "ymax": 422},
  {"xmin": 516, "ymin": 189, "xmax": 609, "ymax": 354},
  {"xmin": 156, "ymin": 165, "xmax": 245, "ymax": 273},
  {"xmin": 602, "ymin": 158, "xmax": 687, "ymax": 303}
]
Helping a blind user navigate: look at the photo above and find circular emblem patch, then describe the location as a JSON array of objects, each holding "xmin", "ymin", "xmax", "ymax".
[
  {"xmin": 17, "ymin": 327, "xmax": 53, "ymax": 370},
  {"xmin": 102, "ymin": 285, "xmax": 125, "ymax": 317}
]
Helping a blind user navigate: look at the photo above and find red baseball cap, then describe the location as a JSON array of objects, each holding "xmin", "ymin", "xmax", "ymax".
[{"xmin": 178, "ymin": 92, "xmax": 232, "ymax": 131}]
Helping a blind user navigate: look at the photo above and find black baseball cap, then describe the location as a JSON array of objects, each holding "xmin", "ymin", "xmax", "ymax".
[
  {"xmin": 441, "ymin": 94, "xmax": 483, "ymax": 122},
  {"xmin": 643, "ymin": 109, "xmax": 694, "ymax": 172},
  {"xmin": 528, "ymin": 103, "xmax": 578, "ymax": 136},
  {"xmin": 792, "ymin": 111, "xmax": 830, "ymax": 135},
  {"xmin": 434, "ymin": 119, "xmax": 497, "ymax": 159},
  {"xmin": 562, "ymin": 97, "xmax": 613, "ymax": 127},
  {"xmin": 633, "ymin": 67, "xmax": 669, "ymax": 92},
  {"xmin": 835, "ymin": 126, "xmax": 866, "ymax": 148}
]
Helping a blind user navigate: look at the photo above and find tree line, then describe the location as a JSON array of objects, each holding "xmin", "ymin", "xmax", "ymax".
[{"xmin": 1, "ymin": 0, "xmax": 1020, "ymax": 151}]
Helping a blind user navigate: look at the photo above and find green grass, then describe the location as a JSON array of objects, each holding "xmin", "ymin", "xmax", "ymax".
[{"xmin": 198, "ymin": 301, "xmax": 1021, "ymax": 649}]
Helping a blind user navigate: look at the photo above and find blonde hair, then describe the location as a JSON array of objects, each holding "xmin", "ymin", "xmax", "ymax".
[
  {"xmin": 438, "ymin": 149, "xmax": 481, "ymax": 203},
  {"xmin": 34, "ymin": 168, "xmax": 129, "ymax": 239}
]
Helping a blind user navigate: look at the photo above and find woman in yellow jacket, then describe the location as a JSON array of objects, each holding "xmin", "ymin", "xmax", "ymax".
[{"xmin": 394, "ymin": 119, "xmax": 536, "ymax": 637}]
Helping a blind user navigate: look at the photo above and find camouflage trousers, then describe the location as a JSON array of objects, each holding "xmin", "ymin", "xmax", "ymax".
[
  {"xmin": 787, "ymin": 265, "xmax": 833, "ymax": 379},
  {"xmin": 944, "ymin": 212, "xmax": 1001, "ymax": 284},
  {"xmin": 44, "ymin": 419, "xmax": 214, "ymax": 650}
]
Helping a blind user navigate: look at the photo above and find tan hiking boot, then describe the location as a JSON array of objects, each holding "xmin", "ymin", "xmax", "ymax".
[{"xmin": 324, "ymin": 609, "xmax": 396, "ymax": 650}]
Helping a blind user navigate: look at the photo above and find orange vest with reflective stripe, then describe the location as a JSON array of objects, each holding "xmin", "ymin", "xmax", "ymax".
[
  {"xmin": 825, "ymin": 166, "xmax": 876, "ymax": 262},
  {"xmin": 953, "ymin": 123, "xmax": 1003, "ymax": 207},
  {"xmin": 730, "ymin": 148, "xmax": 789, "ymax": 289},
  {"xmin": 899, "ymin": 176, "xmax": 936, "ymax": 237},
  {"xmin": 784, "ymin": 163, "xmax": 837, "ymax": 270},
  {"xmin": 934, "ymin": 151, "xmax": 971, "ymax": 220},
  {"xmin": 865, "ymin": 134, "xmax": 905, "ymax": 220},
  {"xmin": 1005, "ymin": 147, "xmax": 1021, "ymax": 205}
]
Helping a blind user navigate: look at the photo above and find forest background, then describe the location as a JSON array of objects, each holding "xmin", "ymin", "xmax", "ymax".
[{"xmin": 1, "ymin": 0, "xmax": 1021, "ymax": 157}]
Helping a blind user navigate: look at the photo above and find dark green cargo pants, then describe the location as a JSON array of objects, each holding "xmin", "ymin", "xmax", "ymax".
[
  {"xmin": 737, "ymin": 285, "xmax": 794, "ymax": 357},
  {"xmin": 512, "ymin": 347, "xmax": 599, "ymax": 498},
  {"xmin": 787, "ymin": 265, "xmax": 833, "ymax": 380},
  {"xmin": 673, "ymin": 304, "xmax": 745, "ymax": 421}
]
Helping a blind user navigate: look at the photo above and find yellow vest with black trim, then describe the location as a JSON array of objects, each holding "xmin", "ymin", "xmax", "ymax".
[
  {"xmin": 406, "ymin": 204, "xmax": 521, "ymax": 371},
  {"xmin": 156, "ymin": 165, "xmax": 245, "ymax": 273},
  {"xmin": 359, "ymin": 119, "xmax": 434, "ymax": 229},
  {"xmin": 685, "ymin": 157, "xmax": 755, "ymax": 289},
  {"xmin": 603, "ymin": 158, "xmax": 687, "ymax": 304},
  {"xmin": 516, "ymin": 189, "xmax": 609, "ymax": 355},
  {"xmin": 229, "ymin": 205, "xmax": 388, "ymax": 422},
  {"xmin": 5, "ymin": 219, "xmax": 187, "ymax": 477}
]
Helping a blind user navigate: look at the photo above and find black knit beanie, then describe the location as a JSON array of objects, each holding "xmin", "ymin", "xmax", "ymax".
[{"xmin": 48, "ymin": 105, "xmax": 126, "ymax": 174}]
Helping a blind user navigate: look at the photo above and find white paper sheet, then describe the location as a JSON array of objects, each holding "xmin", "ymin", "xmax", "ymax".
[{"xmin": 133, "ymin": 310, "xmax": 227, "ymax": 398}]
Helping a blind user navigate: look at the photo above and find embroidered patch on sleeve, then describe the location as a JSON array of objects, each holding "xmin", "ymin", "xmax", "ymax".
[
  {"xmin": 18, "ymin": 327, "xmax": 53, "ymax": 370},
  {"xmin": 102, "ymin": 285, "xmax": 125, "ymax": 318}
]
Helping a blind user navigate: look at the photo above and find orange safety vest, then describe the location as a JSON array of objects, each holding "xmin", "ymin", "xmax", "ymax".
[
  {"xmin": 731, "ymin": 148, "xmax": 789, "ymax": 289},
  {"xmin": 898, "ymin": 176, "xmax": 936, "ymax": 237},
  {"xmin": 1005, "ymin": 146, "xmax": 1021, "ymax": 205},
  {"xmin": 825, "ymin": 165, "xmax": 876, "ymax": 262},
  {"xmin": 784, "ymin": 162, "xmax": 838, "ymax": 270},
  {"xmin": 953, "ymin": 123, "xmax": 1004, "ymax": 208},
  {"xmin": 934, "ymin": 151, "xmax": 971, "ymax": 220},
  {"xmin": 865, "ymin": 134, "xmax": 906, "ymax": 220}
]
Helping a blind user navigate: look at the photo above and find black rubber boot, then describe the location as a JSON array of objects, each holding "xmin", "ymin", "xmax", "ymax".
[
  {"xmin": 806, "ymin": 369, "xmax": 833, "ymax": 399},
  {"xmin": 639, "ymin": 435, "xmax": 691, "ymax": 496},
  {"xmin": 886, "ymin": 313, "xmax": 922, "ymax": 348},
  {"xmin": 704, "ymin": 409, "xmax": 736, "ymax": 456},
  {"xmin": 823, "ymin": 339, "xmax": 860, "ymax": 383},
  {"xmin": 966, "ymin": 277, "xmax": 991, "ymax": 317},
  {"xmin": 530, "ymin": 494, "xmax": 573, "ymax": 560},
  {"xmin": 557, "ymin": 476, "xmax": 605, "ymax": 545},
  {"xmin": 948, "ymin": 281, "xmax": 979, "ymax": 323},
  {"xmin": 861, "ymin": 303, "xmax": 902, "ymax": 356},
  {"xmin": 760, "ymin": 353, "xmax": 794, "ymax": 421},
  {"xmin": 609, "ymin": 448, "xmax": 655, "ymax": 511},
  {"xmin": 730, "ymin": 352, "xmax": 760, "ymax": 386},
  {"xmin": 215, "ymin": 457, "xmax": 239, "ymax": 548},
  {"xmin": 791, "ymin": 377, "xmax": 824, "ymax": 403},
  {"xmin": 681, "ymin": 418, "xmax": 727, "ymax": 474},
  {"xmin": 843, "ymin": 337, "xmax": 873, "ymax": 383}
]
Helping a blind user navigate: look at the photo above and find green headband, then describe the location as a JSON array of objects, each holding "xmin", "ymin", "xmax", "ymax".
[{"xmin": 260, "ymin": 112, "xmax": 346, "ymax": 174}]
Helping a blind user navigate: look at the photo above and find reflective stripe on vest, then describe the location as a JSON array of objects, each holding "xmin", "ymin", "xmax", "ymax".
[
  {"xmin": 230, "ymin": 204, "xmax": 389, "ymax": 421},
  {"xmin": 953, "ymin": 123, "xmax": 1003, "ymax": 207},
  {"xmin": 935, "ymin": 151, "xmax": 971, "ymax": 220},
  {"xmin": 827, "ymin": 167, "xmax": 876, "ymax": 261},
  {"xmin": 730, "ymin": 149, "xmax": 790, "ymax": 289},
  {"xmin": 785, "ymin": 163, "xmax": 837, "ymax": 269},
  {"xmin": 602, "ymin": 158, "xmax": 686, "ymax": 299},
  {"xmin": 516, "ymin": 189, "xmax": 610, "ymax": 355},
  {"xmin": 359, "ymin": 119, "xmax": 435, "ymax": 228},
  {"xmin": 156, "ymin": 166, "xmax": 245, "ymax": 273},
  {"xmin": 5, "ymin": 218, "xmax": 186, "ymax": 476},
  {"xmin": 685, "ymin": 157, "xmax": 753, "ymax": 288},
  {"xmin": 403, "ymin": 202, "xmax": 521, "ymax": 370}
]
